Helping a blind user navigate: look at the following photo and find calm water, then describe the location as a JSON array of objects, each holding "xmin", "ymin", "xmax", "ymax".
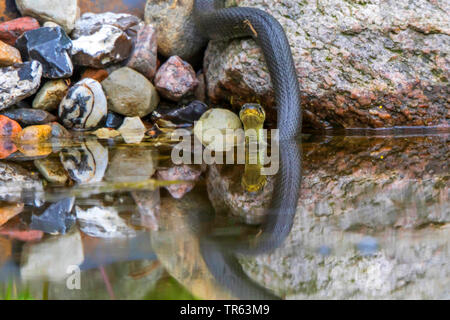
[{"xmin": 0, "ymin": 130, "xmax": 448, "ymax": 300}]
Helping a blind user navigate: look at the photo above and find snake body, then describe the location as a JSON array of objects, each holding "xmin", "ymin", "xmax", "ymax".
[
  {"xmin": 192, "ymin": 0, "xmax": 303, "ymax": 299},
  {"xmin": 193, "ymin": 0, "xmax": 302, "ymax": 140}
]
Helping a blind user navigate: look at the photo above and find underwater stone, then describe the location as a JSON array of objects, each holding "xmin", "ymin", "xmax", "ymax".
[
  {"xmin": 0, "ymin": 17, "xmax": 40, "ymax": 46},
  {"xmin": 0, "ymin": 108, "xmax": 56, "ymax": 125},
  {"xmin": 76, "ymin": 206, "xmax": 136, "ymax": 238},
  {"xmin": 30, "ymin": 197, "xmax": 75, "ymax": 235},
  {"xmin": 15, "ymin": 0, "xmax": 78, "ymax": 34},
  {"xmin": 58, "ymin": 78, "xmax": 107, "ymax": 130},
  {"xmin": 34, "ymin": 156, "xmax": 69, "ymax": 184},
  {"xmin": 102, "ymin": 67, "xmax": 159, "ymax": 117},
  {"xmin": 157, "ymin": 165, "xmax": 203, "ymax": 199},
  {"xmin": 32, "ymin": 79, "xmax": 69, "ymax": 111},
  {"xmin": 60, "ymin": 140, "xmax": 108, "ymax": 184},
  {"xmin": 16, "ymin": 26, "xmax": 73, "ymax": 79},
  {"xmin": 154, "ymin": 56, "xmax": 198, "ymax": 102},
  {"xmin": 0, "ymin": 61, "xmax": 42, "ymax": 110},
  {"xmin": 71, "ymin": 25, "xmax": 133, "ymax": 68}
]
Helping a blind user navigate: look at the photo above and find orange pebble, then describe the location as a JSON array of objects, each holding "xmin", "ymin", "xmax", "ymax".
[
  {"xmin": 82, "ymin": 68, "xmax": 109, "ymax": 82},
  {"xmin": 0, "ymin": 115, "xmax": 22, "ymax": 138}
]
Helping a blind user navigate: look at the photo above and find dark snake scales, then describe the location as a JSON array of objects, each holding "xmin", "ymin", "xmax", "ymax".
[{"xmin": 192, "ymin": 0, "xmax": 303, "ymax": 299}]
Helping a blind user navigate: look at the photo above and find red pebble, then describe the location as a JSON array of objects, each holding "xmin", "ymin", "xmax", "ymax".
[{"xmin": 0, "ymin": 17, "xmax": 40, "ymax": 46}]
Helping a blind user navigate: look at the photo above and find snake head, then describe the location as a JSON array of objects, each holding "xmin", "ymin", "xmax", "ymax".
[{"xmin": 239, "ymin": 103, "xmax": 266, "ymax": 131}]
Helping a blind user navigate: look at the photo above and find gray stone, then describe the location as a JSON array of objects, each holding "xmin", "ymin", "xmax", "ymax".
[
  {"xmin": 58, "ymin": 78, "xmax": 107, "ymax": 130},
  {"xmin": 72, "ymin": 12, "xmax": 142, "ymax": 39},
  {"xmin": 0, "ymin": 108, "xmax": 56, "ymax": 125},
  {"xmin": 144, "ymin": 0, "xmax": 207, "ymax": 63},
  {"xmin": 102, "ymin": 67, "xmax": 159, "ymax": 117},
  {"xmin": 0, "ymin": 61, "xmax": 42, "ymax": 110},
  {"xmin": 15, "ymin": 0, "xmax": 79, "ymax": 34},
  {"xmin": 204, "ymin": 0, "xmax": 450, "ymax": 129},
  {"xmin": 32, "ymin": 79, "xmax": 69, "ymax": 111},
  {"xmin": 71, "ymin": 25, "xmax": 132, "ymax": 68},
  {"xmin": 30, "ymin": 197, "xmax": 76, "ymax": 235}
]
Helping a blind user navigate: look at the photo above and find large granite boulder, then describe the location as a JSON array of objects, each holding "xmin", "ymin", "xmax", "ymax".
[{"xmin": 204, "ymin": 0, "xmax": 450, "ymax": 129}]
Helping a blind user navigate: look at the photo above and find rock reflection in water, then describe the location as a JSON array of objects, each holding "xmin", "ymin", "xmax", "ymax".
[{"xmin": 0, "ymin": 132, "xmax": 448, "ymax": 300}]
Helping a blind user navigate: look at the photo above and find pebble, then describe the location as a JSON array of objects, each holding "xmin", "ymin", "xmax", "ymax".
[
  {"xmin": 16, "ymin": 26, "xmax": 73, "ymax": 79},
  {"xmin": 151, "ymin": 100, "xmax": 208, "ymax": 125},
  {"xmin": 91, "ymin": 127, "xmax": 121, "ymax": 139},
  {"xmin": 104, "ymin": 147, "xmax": 157, "ymax": 183},
  {"xmin": 194, "ymin": 108, "xmax": 244, "ymax": 152},
  {"xmin": 0, "ymin": 108, "xmax": 56, "ymax": 125},
  {"xmin": 58, "ymin": 78, "xmax": 107, "ymax": 130},
  {"xmin": 71, "ymin": 25, "xmax": 132, "ymax": 68},
  {"xmin": 21, "ymin": 230, "xmax": 84, "ymax": 281},
  {"xmin": 154, "ymin": 56, "xmax": 198, "ymax": 102},
  {"xmin": 78, "ymin": 0, "xmax": 147, "ymax": 19},
  {"xmin": 157, "ymin": 165, "xmax": 202, "ymax": 199},
  {"xmin": 32, "ymin": 79, "xmax": 69, "ymax": 111},
  {"xmin": 0, "ymin": 115, "xmax": 22, "ymax": 137},
  {"xmin": 76, "ymin": 206, "xmax": 136, "ymax": 238},
  {"xmin": 0, "ymin": 61, "xmax": 42, "ymax": 110},
  {"xmin": 144, "ymin": 0, "xmax": 207, "ymax": 62},
  {"xmin": 0, "ymin": 203, "xmax": 24, "ymax": 227},
  {"xmin": 102, "ymin": 67, "xmax": 159, "ymax": 117},
  {"xmin": 15, "ymin": 0, "xmax": 79, "ymax": 34},
  {"xmin": 0, "ymin": 40, "xmax": 22, "ymax": 66},
  {"xmin": 81, "ymin": 68, "xmax": 109, "ymax": 82},
  {"xmin": 34, "ymin": 156, "xmax": 69, "ymax": 184},
  {"xmin": 118, "ymin": 116, "xmax": 146, "ymax": 144},
  {"xmin": 105, "ymin": 111, "xmax": 124, "ymax": 129},
  {"xmin": 0, "ymin": 225, "xmax": 44, "ymax": 242},
  {"xmin": 0, "ymin": 138, "xmax": 17, "ymax": 159},
  {"xmin": 16, "ymin": 124, "xmax": 52, "ymax": 142},
  {"xmin": 0, "ymin": 162, "xmax": 44, "ymax": 206},
  {"xmin": 126, "ymin": 23, "xmax": 157, "ymax": 80},
  {"xmin": 30, "ymin": 197, "xmax": 75, "ymax": 235},
  {"xmin": 60, "ymin": 140, "xmax": 108, "ymax": 184},
  {"xmin": 72, "ymin": 12, "xmax": 142, "ymax": 39},
  {"xmin": 49, "ymin": 121, "xmax": 71, "ymax": 138},
  {"xmin": 0, "ymin": 17, "xmax": 40, "ymax": 46}
]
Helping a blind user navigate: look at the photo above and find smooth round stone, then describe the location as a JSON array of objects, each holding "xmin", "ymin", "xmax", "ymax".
[
  {"xmin": 194, "ymin": 108, "xmax": 244, "ymax": 152},
  {"xmin": 33, "ymin": 79, "xmax": 69, "ymax": 111},
  {"xmin": 118, "ymin": 116, "xmax": 146, "ymax": 144},
  {"xmin": 105, "ymin": 111, "xmax": 124, "ymax": 129},
  {"xmin": 0, "ymin": 108, "xmax": 56, "ymax": 125},
  {"xmin": 102, "ymin": 67, "xmax": 159, "ymax": 117},
  {"xmin": 58, "ymin": 78, "xmax": 107, "ymax": 130}
]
